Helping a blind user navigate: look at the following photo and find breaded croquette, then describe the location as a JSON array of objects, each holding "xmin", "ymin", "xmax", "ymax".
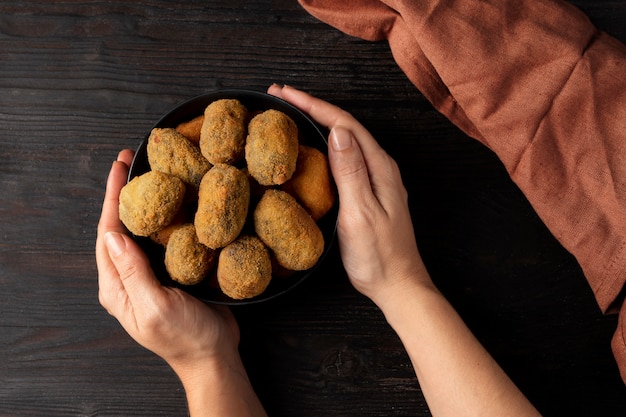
[
  {"xmin": 124, "ymin": 95, "xmax": 337, "ymax": 301},
  {"xmin": 165, "ymin": 224, "xmax": 216, "ymax": 285},
  {"xmin": 254, "ymin": 189, "xmax": 324, "ymax": 270},
  {"xmin": 150, "ymin": 206, "xmax": 190, "ymax": 246},
  {"xmin": 175, "ymin": 115, "xmax": 204, "ymax": 146},
  {"xmin": 281, "ymin": 145, "xmax": 335, "ymax": 220},
  {"xmin": 200, "ymin": 99, "xmax": 249, "ymax": 165},
  {"xmin": 245, "ymin": 109, "xmax": 298, "ymax": 185},
  {"xmin": 147, "ymin": 127, "xmax": 211, "ymax": 193},
  {"xmin": 195, "ymin": 164, "xmax": 250, "ymax": 249},
  {"xmin": 119, "ymin": 170, "xmax": 186, "ymax": 237},
  {"xmin": 217, "ymin": 235, "xmax": 272, "ymax": 299}
]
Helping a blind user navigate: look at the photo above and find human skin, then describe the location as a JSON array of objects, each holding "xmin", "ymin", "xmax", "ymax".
[
  {"xmin": 95, "ymin": 149, "xmax": 267, "ymax": 417},
  {"xmin": 96, "ymin": 84, "xmax": 540, "ymax": 417},
  {"xmin": 268, "ymin": 84, "xmax": 540, "ymax": 417}
]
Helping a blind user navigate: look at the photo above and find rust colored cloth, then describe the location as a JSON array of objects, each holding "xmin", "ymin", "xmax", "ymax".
[{"xmin": 299, "ymin": 0, "xmax": 626, "ymax": 382}]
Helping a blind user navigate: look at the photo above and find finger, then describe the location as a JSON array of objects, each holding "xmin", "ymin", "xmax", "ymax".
[
  {"xmin": 117, "ymin": 148, "xmax": 134, "ymax": 166},
  {"xmin": 104, "ymin": 232, "xmax": 163, "ymax": 311},
  {"xmin": 326, "ymin": 119, "xmax": 406, "ymax": 219},
  {"xmin": 97, "ymin": 262, "xmax": 127, "ymax": 318},
  {"xmin": 272, "ymin": 85, "xmax": 388, "ymax": 168},
  {"xmin": 96, "ymin": 159, "xmax": 131, "ymax": 309},
  {"xmin": 270, "ymin": 85, "xmax": 405, "ymax": 210},
  {"xmin": 328, "ymin": 126, "xmax": 380, "ymax": 209},
  {"xmin": 97, "ymin": 249, "xmax": 126, "ymax": 319},
  {"xmin": 267, "ymin": 83, "xmax": 284, "ymax": 98},
  {"xmin": 96, "ymin": 152, "xmax": 134, "ymax": 315},
  {"xmin": 97, "ymin": 159, "xmax": 130, "ymax": 237},
  {"xmin": 270, "ymin": 85, "xmax": 347, "ymax": 129}
]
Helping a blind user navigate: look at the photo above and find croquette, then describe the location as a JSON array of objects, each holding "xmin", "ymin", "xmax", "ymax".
[
  {"xmin": 200, "ymin": 99, "xmax": 249, "ymax": 165},
  {"xmin": 125, "ymin": 95, "xmax": 336, "ymax": 301},
  {"xmin": 281, "ymin": 145, "xmax": 335, "ymax": 220},
  {"xmin": 245, "ymin": 109, "xmax": 298, "ymax": 186},
  {"xmin": 165, "ymin": 224, "xmax": 216, "ymax": 285},
  {"xmin": 195, "ymin": 164, "xmax": 250, "ymax": 249},
  {"xmin": 175, "ymin": 115, "xmax": 204, "ymax": 145},
  {"xmin": 254, "ymin": 189, "xmax": 324, "ymax": 270},
  {"xmin": 150, "ymin": 206, "xmax": 189, "ymax": 246},
  {"xmin": 217, "ymin": 235, "xmax": 272, "ymax": 299},
  {"xmin": 147, "ymin": 127, "xmax": 212, "ymax": 193},
  {"xmin": 119, "ymin": 170, "xmax": 186, "ymax": 237}
]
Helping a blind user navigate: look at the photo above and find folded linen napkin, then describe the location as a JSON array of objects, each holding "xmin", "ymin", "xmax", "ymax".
[{"xmin": 299, "ymin": 0, "xmax": 626, "ymax": 382}]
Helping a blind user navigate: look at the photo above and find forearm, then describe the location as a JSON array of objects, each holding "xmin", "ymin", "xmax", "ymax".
[
  {"xmin": 174, "ymin": 354, "xmax": 267, "ymax": 417},
  {"xmin": 373, "ymin": 278, "xmax": 540, "ymax": 417}
]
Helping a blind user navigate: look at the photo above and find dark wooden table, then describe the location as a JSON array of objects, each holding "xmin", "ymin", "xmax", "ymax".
[{"xmin": 2, "ymin": 1, "xmax": 626, "ymax": 416}]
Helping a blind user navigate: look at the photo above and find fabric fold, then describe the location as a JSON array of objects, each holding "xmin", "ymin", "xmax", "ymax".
[{"xmin": 299, "ymin": 0, "xmax": 626, "ymax": 382}]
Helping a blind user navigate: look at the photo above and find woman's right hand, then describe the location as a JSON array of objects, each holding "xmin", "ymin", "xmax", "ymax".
[{"xmin": 268, "ymin": 85, "xmax": 433, "ymax": 303}]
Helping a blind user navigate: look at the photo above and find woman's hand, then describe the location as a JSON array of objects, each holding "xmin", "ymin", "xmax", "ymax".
[
  {"xmin": 268, "ymin": 85, "xmax": 432, "ymax": 302},
  {"xmin": 269, "ymin": 86, "xmax": 539, "ymax": 417},
  {"xmin": 95, "ymin": 150, "xmax": 266, "ymax": 416},
  {"xmin": 95, "ymin": 150, "xmax": 240, "ymax": 374}
]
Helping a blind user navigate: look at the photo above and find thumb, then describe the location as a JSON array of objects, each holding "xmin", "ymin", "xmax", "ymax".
[
  {"xmin": 328, "ymin": 126, "xmax": 375, "ymax": 205},
  {"xmin": 104, "ymin": 231, "xmax": 161, "ymax": 298}
]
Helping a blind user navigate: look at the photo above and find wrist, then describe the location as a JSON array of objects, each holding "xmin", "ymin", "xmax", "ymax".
[
  {"xmin": 368, "ymin": 268, "xmax": 446, "ymax": 340},
  {"xmin": 172, "ymin": 346, "xmax": 244, "ymax": 390},
  {"xmin": 174, "ymin": 350, "xmax": 267, "ymax": 417},
  {"xmin": 366, "ymin": 262, "xmax": 435, "ymax": 308}
]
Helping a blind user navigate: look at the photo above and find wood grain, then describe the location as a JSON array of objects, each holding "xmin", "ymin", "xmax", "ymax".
[{"xmin": 1, "ymin": 1, "xmax": 626, "ymax": 416}]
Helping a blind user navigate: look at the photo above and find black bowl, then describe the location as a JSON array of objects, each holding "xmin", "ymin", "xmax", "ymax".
[{"xmin": 128, "ymin": 89, "xmax": 338, "ymax": 305}]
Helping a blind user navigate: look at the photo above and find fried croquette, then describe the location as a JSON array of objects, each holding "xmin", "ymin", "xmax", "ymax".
[
  {"xmin": 175, "ymin": 115, "xmax": 204, "ymax": 146},
  {"xmin": 119, "ymin": 170, "xmax": 186, "ymax": 237},
  {"xmin": 254, "ymin": 189, "xmax": 324, "ymax": 270},
  {"xmin": 281, "ymin": 145, "xmax": 335, "ymax": 220},
  {"xmin": 150, "ymin": 206, "xmax": 189, "ymax": 246},
  {"xmin": 165, "ymin": 224, "xmax": 216, "ymax": 285},
  {"xmin": 195, "ymin": 164, "xmax": 250, "ymax": 249},
  {"xmin": 245, "ymin": 109, "xmax": 298, "ymax": 186},
  {"xmin": 217, "ymin": 235, "xmax": 272, "ymax": 299},
  {"xmin": 200, "ymin": 99, "xmax": 249, "ymax": 165},
  {"xmin": 147, "ymin": 127, "xmax": 212, "ymax": 193}
]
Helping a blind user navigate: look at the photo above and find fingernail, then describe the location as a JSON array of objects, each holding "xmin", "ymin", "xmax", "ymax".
[
  {"xmin": 117, "ymin": 149, "xmax": 131, "ymax": 162},
  {"xmin": 105, "ymin": 232, "xmax": 125, "ymax": 257},
  {"xmin": 330, "ymin": 127, "xmax": 353, "ymax": 151}
]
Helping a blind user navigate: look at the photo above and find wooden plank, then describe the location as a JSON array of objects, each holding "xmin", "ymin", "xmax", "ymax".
[{"xmin": 1, "ymin": 1, "xmax": 626, "ymax": 415}]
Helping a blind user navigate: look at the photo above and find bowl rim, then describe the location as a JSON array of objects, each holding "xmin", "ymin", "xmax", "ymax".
[{"xmin": 127, "ymin": 88, "xmax": 338, "ymax": 305}]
